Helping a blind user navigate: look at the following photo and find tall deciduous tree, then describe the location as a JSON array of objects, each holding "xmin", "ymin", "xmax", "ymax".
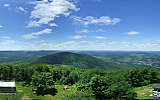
[
  {"xmin": 88, "ymin": 75, "xmax": 137, "ymax": 100},
  {"xmin": 32, "ymin": 72, "xmax": 56, "ymax": 95}
]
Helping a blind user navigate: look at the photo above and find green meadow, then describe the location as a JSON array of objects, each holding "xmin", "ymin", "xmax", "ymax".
[{"xmin": 0, "ymin": 82, "xmax": 95, "ymax": 100}]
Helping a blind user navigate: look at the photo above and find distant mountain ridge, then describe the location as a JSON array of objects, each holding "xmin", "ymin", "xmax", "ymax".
[
  {"xmin": 31, "ymin": 52, "xmax": 118, "ymax": 69},
  {"xmin": 0, "ymin": 51, "xmax": 159, "ymax": 69}
]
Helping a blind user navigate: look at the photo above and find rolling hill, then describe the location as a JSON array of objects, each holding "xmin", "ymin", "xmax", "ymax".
[{"xmin": 31, "ymin": 52, "xmax": 118, "ymax": 69}]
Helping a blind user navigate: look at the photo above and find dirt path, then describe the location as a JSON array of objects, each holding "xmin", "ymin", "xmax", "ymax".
[
  {"xmin": 136, "ymin": 87, "xmax": 152, "ymax": 97},
  {"xmin": 22, "ymin": 94, "xmax": 30, "ymax": 100},
  {"xmin": 17, "ymin": 88, "xmax": 30, "ymax": 100}
]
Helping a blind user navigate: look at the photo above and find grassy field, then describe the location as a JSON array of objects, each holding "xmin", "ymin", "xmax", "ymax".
[
  {"xmin": 2, "ymin": 82, "xmax": 159, "ymax": 100},
  {"xmin": 134, "ymin": 84, "xmax": 160, "ymax": 100},
  {"xmin": 0, "ymin": 82, "xmax": 95, "ymax": 100}
]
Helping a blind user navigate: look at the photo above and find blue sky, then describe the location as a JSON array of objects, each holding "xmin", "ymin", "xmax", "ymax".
[{"xmin": 0, "ymin": 0, "xmax": 160, "ymax": 51}]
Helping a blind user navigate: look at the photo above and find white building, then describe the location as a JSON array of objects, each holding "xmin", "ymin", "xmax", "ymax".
[{"xmin": 0, "ymin": 81, "xmax": 16, "ymax": 93}]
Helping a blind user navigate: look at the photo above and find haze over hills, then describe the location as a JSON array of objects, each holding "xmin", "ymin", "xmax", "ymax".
[
  {"xmin": 0, "ymin": 51, "xmax": 57, "ymax": 57},
  {"xmin": 31, "ymin": 52, "xmax": 118, "ymax": 69},
  {"xmin": 78, "ymin": 51, "xmax": 160, "ymax": 68},
  {"xmin": 0, "ymin": 51, "xmax": 58, "ymax": 64},
  {"xmin": 0, "ymin": 51, "xmax": 159, "ymax": 69}
]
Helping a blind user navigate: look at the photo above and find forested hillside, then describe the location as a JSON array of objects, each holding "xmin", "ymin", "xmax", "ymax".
[
  {"xmin": 0, "ymin": 52, "xmax": 160, "ymax": 99},
  {"xmin": 0, "ymin": 51, "xmax": 160, "ymax": 69},
  {"xmin": 78, "ymin": 51, "xmax": 160, "ymax": 68},
  {"xmin": 0, "ymin": 51, "xmax": 57, "ymax": 64},
  {"xmin": 31, "ymin": 52, "xmax": 118, "ymax": 69},
  {"xmin": 0, "ymin": 64, "xmax": 159, "ymax": 100}
]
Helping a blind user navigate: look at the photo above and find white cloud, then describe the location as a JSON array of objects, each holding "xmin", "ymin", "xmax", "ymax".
[
  {"xmin": 96, "ymin": 36, "xmax": 106, "ymax": 39},
  {"xmin": 1, "ymin": 39, "xmax": 159, "ymax": 50},
  {"xmin": 0, "ymin": 25, "xmax": 3, "ymax": 29},
  {"xmin": 39, "ymin": 40, "xmax": 47, "ymax": 43},
  {"xmin": 76, "ymin": 29, "xmax": 89, "ymax": 33},
  {"xmin": 54, "ymin": 41, "xmax": 128, "ymax": 50},
  {"xmin": 72, "ymin": 16, "xmax": 120, "ymax": 26},
  {"xmin": 127, "ymin": 31, "xmax": 140, "ymax": 35},
  {"xmin": 56, "ymin": 41, "xmax": 75, "ymax": 47},
  {"xmin": 17, "ymin": 6, "xmax": 28, "ymax": 13},
  {"xmin": 51, "ymin": 41, "xmax": 160, "ymax": 50},
  {"xmin": 0, "ymin": 39, "xmax": 19, "ymax": 50},
  {"xmin": 55, "ymin": 41, "xmax": 89, "ymax": 49},
  {"xmin": 22, "ymin": 28, "xmax": 52, "ymax": 39},
  {"xmin": 156, "ymin": 40, "xmax": 160, "ymax": 42},
  {"xmin": 121, "ymin": 42, "xmax": 130, "ymax": 44},
  {"xmin": 27, "ymin": 0, "xmax": 79, "ymax": 27},
  {"xmin": 0, "ymin": 36, "xmax": 10, "ymax": 39},
  {"xmin": 93, "ymin": 0, "xmax": 102, "ymax": 2},
  {"xmin": 76, "ymin": 29, "xmax": 106, "ymax": 33},
  {"xmin": 0, "ymin": 40, "xmax": 16, "ymax": 45},
  {"xmin": 95, "ymin": 29, "xmax": 107, "ymax": 32},
  {"xmin": 27, "ymin": 21, "xmax": 41, "ymax": 27},
  {"xmin": 50, "ymin": 23, "xmax": 58, "ymax": 27},
  {"xmin": 72, "ymin": 35, "xmax": 86, "ymax": 39},
  {"xmin": 4, "ymin": 40, "xmax": 16, "ymax": 44},
  {"xmin": 18, "ymin": 41, "xmax": 55, "ymax": 50},
  {"xmin": 0, "ymin": 25, "xmax": 3, "ymax": 31},
  {"xmin": 3, "ymin": 4, "xmax": 10, "ymax": 7},
  {"xmin": 108, "ymin": 41, "xmax": 117, "ymax": 45}
]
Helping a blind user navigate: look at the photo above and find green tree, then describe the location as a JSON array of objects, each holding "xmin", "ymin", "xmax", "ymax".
[
  {"xmin": 32, "ymin": 72, "xmax": 57, "ymax": 95},
  {"xmin": 107, "ymin": 81, "xmax": 136, "ymax": 100},
  {"xmin": 125, "ymin": 67, "xmax": 160, "ymax": 87},
  {"xmin": 87, "ymin": 75, "xmax": 137, "ymax": 100},
  {"xmin": 0, "ymin": 65, "xmax": 10, "ymax": 80}
]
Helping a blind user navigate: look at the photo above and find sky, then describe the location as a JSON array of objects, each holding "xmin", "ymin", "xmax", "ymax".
[{"xmin": 0, "ymin": 0, "xmax": 160, "ymax": 51}]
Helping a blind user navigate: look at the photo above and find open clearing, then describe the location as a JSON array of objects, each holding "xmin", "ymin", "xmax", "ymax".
[
  {"xmin": 1, "ymin": 82, "xmax": 158, "ymax": 100},
  {"xmin": 134, "ymin": 84, "xmax": 159, "ymax": 100},
  {"xmin": 0, "ymin": 82, "xmax": 94, "ymax": 100}
]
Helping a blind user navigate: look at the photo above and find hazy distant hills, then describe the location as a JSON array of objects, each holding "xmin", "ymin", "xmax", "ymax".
[
  {"xmin": 31, "ymin": 52, "xmax": 118, "ymax": 69},
  {"xmin": 0, "ymin": 51, "xmax": 58, "ymax": 57},
  {"xmin": 0, "ymin": 51, "xmax": 159, "ymax": 69},
  {"xmin": 0, "ymin": 51, "xmax": 58, "ymax": 64}
]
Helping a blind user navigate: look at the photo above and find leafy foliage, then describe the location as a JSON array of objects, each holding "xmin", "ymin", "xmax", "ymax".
[
  {"xmin": 78, "ymin": 75, "xmax": 137, "ymax": 100},
  {"xmin": 0, "ymin": 64, "xmax": 159, "ymax": 99},
  {"xmin": 125, "ymin": 67, "xmax": 160, "ymax": 87},
  {"xmin": 31, "ymin": 52, "xmax": 118, "ymax": 69},
  {"xmin": 32, "ymin": 72, "xmax": 57, "ymax": 95}
]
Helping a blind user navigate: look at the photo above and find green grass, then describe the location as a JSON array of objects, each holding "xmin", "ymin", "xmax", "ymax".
[
  {"xmin": 0, "ymin": 82, "xmax": 95, "ymax": 100},
  {"xmin": 134, "ymin": 84, "xmax": 160, "ymax": 100},
  {"xmin": 0, "ymin": 93, "xmax": 23, "ymax": 100},
  {"xmin": 3, "ymin": 82, "xmax": 160, "ymax": 100},
  {"xmin": 2, "ymin": 82, "xmax": 160, "ymax": 100}
]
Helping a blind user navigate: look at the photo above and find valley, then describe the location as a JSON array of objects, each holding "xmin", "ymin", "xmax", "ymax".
[
  {"xmin": 0, "ymin": 51, "xmax": 160, "ymax": 100},
  {"xmin": 0, "ymin": 51, "xmax": 160, "ymax": 69}
]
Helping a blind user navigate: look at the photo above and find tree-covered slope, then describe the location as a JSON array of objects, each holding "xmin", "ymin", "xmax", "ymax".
[{"xmin": 31, "ymin": 52, "xmax": 118, "ymax": 69}]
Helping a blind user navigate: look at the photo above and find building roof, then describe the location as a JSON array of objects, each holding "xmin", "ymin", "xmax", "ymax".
[
  {"xmin": 152, "ymin": 84, "xmax": 160, "ymax": 88},
  {"xmin": 0, "ymin": 81, "xmax": 15, "ymax": 87}
]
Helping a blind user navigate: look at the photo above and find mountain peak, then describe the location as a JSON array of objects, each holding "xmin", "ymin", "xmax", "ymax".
[{"xmin": 31, "ymin": 52, "xmax": 117, "ymax": 69}]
